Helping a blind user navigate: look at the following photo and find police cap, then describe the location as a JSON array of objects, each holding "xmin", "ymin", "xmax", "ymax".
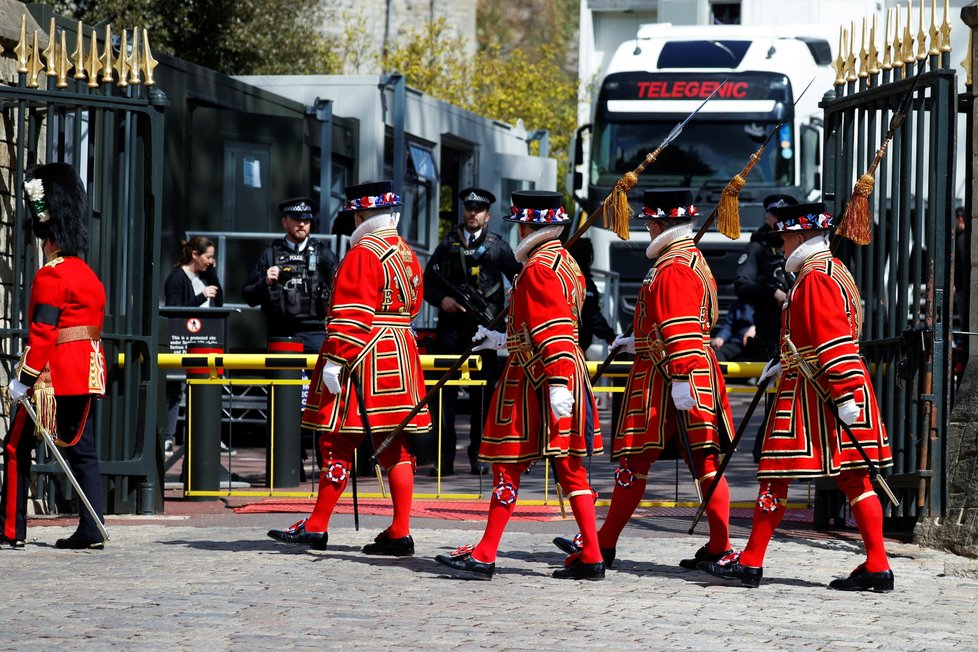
[
  {"xmin": 279, "ymin": 196, "xmax": 317, "ymax": 221},
  {"xmin": 459, "ymin": 187, "xmax": 496, "ymax": 209}
]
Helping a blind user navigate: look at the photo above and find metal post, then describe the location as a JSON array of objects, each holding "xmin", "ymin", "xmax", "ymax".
[
  {"xmin": 266, "ymin": 338, "xmax": 303, "ymax": 489},
  {"xmin": 185, "ymin": 345, "xmax": 223, "ymax": 498},
  {"xmin": 312, "ymin": 99, "xmax": 333, "ymax": 231}
]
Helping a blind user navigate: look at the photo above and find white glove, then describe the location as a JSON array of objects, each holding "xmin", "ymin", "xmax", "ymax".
[
  {"xmin": 472, "ymin": 325, "xmax": 506, "ymax": 352},
  {"xmin": 837, "ymin": 399, "xmax": 861, "ymax": 426},
  {"xmin": 759, "ymin": 359, "xmax": 782, "ymax": 383},
  {"xmin": 671, "ymin": 381, "xmax": 696, "ymax": 411},
  {"xmin": 6, "ymin": 379, "xmax": 29, "ymax": 404},
  {"xmin": 612, "ymin": 333, "xmax": 636, "ymax": 354},
  {"xmin": 549, "ymin": 385, "xmax": 574, "ymax": 419},
  {"xmin": 322, "ymin": 361, "xmax": 343, "ymax": 395}
]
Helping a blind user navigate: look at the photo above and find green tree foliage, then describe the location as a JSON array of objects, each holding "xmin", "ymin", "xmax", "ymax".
[
  {"xmin": 383, "ymin": 18, "xmax": 579, "ymax": 198},
  {"xmin": 41, "ymin": 0, "xmax": 338, "ymax": 75}
]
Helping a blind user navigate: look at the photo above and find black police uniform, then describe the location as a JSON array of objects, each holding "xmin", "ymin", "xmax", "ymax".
[
  {"xmin": 242, "ymin": 237, "xmax": 339, "ymax": 353},
  {"xmin": 734, "ymin": 224, "xmax": 793, "ymax": 360},
  {"xmin": 423, "ymin": 223, "xmax": 520, "ymax": 475}
]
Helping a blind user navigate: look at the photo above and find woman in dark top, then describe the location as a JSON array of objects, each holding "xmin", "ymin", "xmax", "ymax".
[
  {"xmin": 164, "ymin": 236, "xmax": 224, "ymax": 308},
  {"xmin": 161, "ymin": 237, "xmax": 224, "ymax": 453}
]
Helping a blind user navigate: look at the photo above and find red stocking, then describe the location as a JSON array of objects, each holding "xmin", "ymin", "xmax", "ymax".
[
  {"xmin": 386, "ymin": 461, "xmax": 414, "ymax": 538},
  {"xmin": 699, "ymin": 454, "xmax": 731, "ymax": 554},
  {"xmin": 304, "ymin": 459, "xmax": 350, "ymax": 532},
  {"xmin": 836, "ymin": 469, "xmax": 890, "ymax": 573},
  {"xmin": 472, "ymin": 463, "xmax": 523, "ymax": 563},
  {"xmin": 738, "ymin": 479, "xmax": 790, "ymax": 568},
  {"xmin": 597, "ymin": 454, "xmax": 653, "ymax": 550},
  {"xmin": 556, "ymin": 456, "xmax": 603, "ymax": 564}
]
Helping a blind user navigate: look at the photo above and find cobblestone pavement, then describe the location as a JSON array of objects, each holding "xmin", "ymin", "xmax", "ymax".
[{"xmin": 3, "ymin": 511, "xmax": 978, "ymax": 650}]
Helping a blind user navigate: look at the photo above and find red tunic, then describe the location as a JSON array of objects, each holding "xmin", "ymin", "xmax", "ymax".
[
  {"xmin": 16, "ymin": 255, "xmax": 106, "ymax": 396},
  {"xmin": 611, "ymin": 238, "xmax": 733, "ymax": 458},
  {"xmin": 480, "ymin": 240, "xmax": 602, "ymax": 463},
  {"xmin": 758, "ymin": 250, "xmax": 892, "ymax": 479},
  {"xmin": 301, "ymin": 228, "xmax": 431, "ymax": 436}
]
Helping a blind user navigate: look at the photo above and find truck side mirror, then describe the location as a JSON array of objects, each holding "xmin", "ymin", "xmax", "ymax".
[
  {"xmin": 567, "ymin": 123, "xmax": 592, "ymax": 194},
  {"xmin": 800, "ymin": 123, "xmax": 822, "ymax": 194}
]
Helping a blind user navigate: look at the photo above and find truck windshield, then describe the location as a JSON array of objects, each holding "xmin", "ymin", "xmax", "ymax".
[{"xmin": 591, "ymin": 119, "xmax": 792, "ymax": 188}]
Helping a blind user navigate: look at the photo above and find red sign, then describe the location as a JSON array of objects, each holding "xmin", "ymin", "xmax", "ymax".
[{"xmin": 636, "ymin": 80, "xmax": 750, "ymax": 99}]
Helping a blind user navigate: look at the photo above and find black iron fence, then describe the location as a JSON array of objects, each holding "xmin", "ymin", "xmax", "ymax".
[
  {"xmin": 819, "ymin": 19, "xmax": 957, "ymax": 525},
  {"xmin": 1, "ymin": 14, "xmax": 166, "ymax": 514}
]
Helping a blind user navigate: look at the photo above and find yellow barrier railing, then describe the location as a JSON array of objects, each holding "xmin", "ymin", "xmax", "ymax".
[{"xmin": 166, "ymin": 353, "xmax": 772, "ymax": 501}]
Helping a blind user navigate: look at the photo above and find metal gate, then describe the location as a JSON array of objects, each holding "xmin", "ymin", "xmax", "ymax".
[
  {"xmin": 820, "ymin": 25, "xmax": 956, "ymax": 525},
  {"xmin": 0, "ymin": 15, "xmax": 166, "ymax": 514}
]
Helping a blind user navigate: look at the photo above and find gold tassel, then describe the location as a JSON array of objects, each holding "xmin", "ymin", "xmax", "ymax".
[
  {"xmin": 716, "ymin": 145, "xmax": 765, "ymax": 241},
  {"xmin": 717, "ymin": 174, "xmax": 745, "ymax": 240},
  {"xmin": 837, "ymin": 173, "xmax": 876, "ymax": 245},
  {"xmin": 602, "ymin": 171, "xmax": 638, "ymax": 240},
  {"xmin": 31, "ymin": 383, "xmax": 57, "ymax": 441}
]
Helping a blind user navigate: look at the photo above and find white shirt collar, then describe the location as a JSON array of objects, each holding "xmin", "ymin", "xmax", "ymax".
[{"xmin": 784, "ymin": 235, "xmax": 831, "ymax": 273}]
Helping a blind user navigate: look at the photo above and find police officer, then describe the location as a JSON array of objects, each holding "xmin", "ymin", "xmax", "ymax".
[
  {"xmin": 423, "ymin": 187, "xmax": 520, "ymax": 476},
  {"xmin": 734, "ymin": 194, "xmax": 797, "ymax": 462},
  {"xmin": 733, "ymin": 194, "xmax": 798, "ymax": 361},
  {"xmin": 242, "ymin": 196, "xmax": 340, "ymax": 353}
]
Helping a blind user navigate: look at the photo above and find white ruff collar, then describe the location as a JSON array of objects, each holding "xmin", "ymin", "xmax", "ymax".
[
  {"xmin": 646, "ymin": 223, "xmax": 693, "ymax": 259},
  {"xmin": 515, "ymin": 226, "xmax": 563, "ymax": 263},
  {"xmin": 785, "ymin": 235, "xmax": 830, "ymax": 273},
  {"xmin": 351, "ymin": 213, "xmax": 396, "ymax": 246}
]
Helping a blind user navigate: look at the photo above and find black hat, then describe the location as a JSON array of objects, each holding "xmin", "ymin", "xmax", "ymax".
[
  {"xmin": 771, "ymin": 202, "xmax": 834, "ymax": 233},
  {"xmin": 639, "ymin": 189, "xmax": 698, "ymax": 220},
  {"xmin": 504, "ymin": 190, "xmax": 570, "ymax": 225},
  {"xmin": 278, "ymin": 196, "xmax": 317, "ymax": 220},
  {"xmin": 24, "ymin": 162, "xmax": 89, "ymax": 256},
  {"xmin": 343, "ymin": 180, "xmax": 402, "ymax": 212},
  {"xmin": 458, "ymin": 187, "xmax": 496, "ymax": 208},
  {"xmin": 762, "ymin": 194, "xmax": 799, "ymax": 213}
]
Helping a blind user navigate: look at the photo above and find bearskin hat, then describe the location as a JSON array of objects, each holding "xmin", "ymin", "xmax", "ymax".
[{"xmin": 24, "ymin": 163, "xmax": 89, "ymax": 256}]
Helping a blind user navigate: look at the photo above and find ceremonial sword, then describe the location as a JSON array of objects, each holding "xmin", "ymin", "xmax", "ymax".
[
  {"xmin": 17, "ymin": 400, "xmax": 110, "ymax": 542},
  {"xmin": 688, "ymin": 373, "xmax": 773, "ymax": 534},
  {"xmin": 785, "ymin": 338, "xmax": 900, "ymax": 507}
]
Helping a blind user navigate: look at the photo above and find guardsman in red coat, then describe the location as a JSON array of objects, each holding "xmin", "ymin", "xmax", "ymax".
[
  {"xmin": 554, "ymin": 189, "xmax": 735, "ymax": 570},
  {"xmin": 435, "ymin": 190, "xmax": 604, "ymax": 580},
  {"xmin": 700, "ymin": 202, "xmax": 894, "ymax": 591},
  {"xmin": 2, "ymin": 163, "xmax": 108, "ymax": 550},
  {"xmin": 267, "ymin": 180, "xmax": 431, "ymax": 555}
]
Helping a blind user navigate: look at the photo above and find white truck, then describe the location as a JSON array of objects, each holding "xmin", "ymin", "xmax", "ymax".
[
  {"xmin": 568, "ymin": 24, "xmax": 835, "ymax": 327},
  {"xmin": 569, "ymin": 23, "xmax": 837, "ymax": 326}
]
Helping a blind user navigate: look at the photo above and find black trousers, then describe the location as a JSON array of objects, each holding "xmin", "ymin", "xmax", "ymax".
[
  {"xmin": 431, "ymin": 328, "xmax": 501, "ymax": 471},
  {"xmin": 1, "ymin": 395, "xmax": 104, "ymax": 542}
]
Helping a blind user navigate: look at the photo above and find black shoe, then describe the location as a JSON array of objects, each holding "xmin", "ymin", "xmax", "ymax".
[
  {"xmin": 434, "ymin": 548, "xmax": 495, "ymax": 580},
  {"xmin": 552, "ymin": 535, "xmax": 616, "ymax": 568},
  {"xmin": 0, "ymin": 536, "xmax": 25, "ymax": 549},
  {"xmin": 428, "ymin": 467, "xmax": 455, "ymax": 477},
  {"xmin": 267, "ymin": 519, "xmax": 328, "ymax": 550},
  {"xmin": 54, "ymin": 534, "xmax": 105, "ymax": 550},
  {"xmin": 469, "ymin": 463, "xmax": 489, "ymax": 475},
  {"xmin": 553, "ymin": 535, "xmax": 580, "ymax": 555},
  {"xmin": 553, "ymin": 558, "xmax": 606, "ymax": 580},
  {"xmin": 698, "ymin": 556, "xmax": 762, "ymax": 588},
  {"xmin": 362, "ymin": 529, "xmax": 415, "ymax": 556},
  {"xmin": 679, "ymin": 545, "xmax": 734, "ymax": 570},
  {"xmin": 828, "ymin": 566, "xmax": 894, "ymax": 592}
]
